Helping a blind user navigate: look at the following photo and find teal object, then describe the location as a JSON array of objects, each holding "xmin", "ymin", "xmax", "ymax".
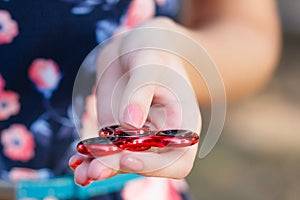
[
  {"xmin": 76, "ymin": 174, "xmax": 141, "ymax": 199},
  {"xmin": 15, "ymin": 174, "xmax": 141, "ymax": 199}
]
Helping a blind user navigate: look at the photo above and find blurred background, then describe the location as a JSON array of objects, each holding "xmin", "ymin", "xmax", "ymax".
[{"xmin": 186, "ymin": 1, "xmax": 300, "ymax": 199}]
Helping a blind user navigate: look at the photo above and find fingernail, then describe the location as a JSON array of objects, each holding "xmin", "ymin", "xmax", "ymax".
[
  {"xmin": 80, "ymin": 178, "xmax": 93, "ymax": 187},
  {"xmin": 123, "ymin": 104, "xmax": 144, "ymax": 128},
  {"xmin": 121, "ymin": 156, "xmax": 144, "ymax": 172},
  {"xmin": 69, "ymin": 159, "xmax": 83, "ymax": 170}
]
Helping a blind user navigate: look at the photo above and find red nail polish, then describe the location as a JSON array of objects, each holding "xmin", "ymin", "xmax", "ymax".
[
  {"xmin": 80, "ymin": 178, "xmax": 93, "ymax": 187},
  {"xmin": 69, "ymin": 159, "xmax": 83, "ymax": 170},
  {"xmin": 123, "ymin": 104, "xmax": 144, "ymax": 128}
]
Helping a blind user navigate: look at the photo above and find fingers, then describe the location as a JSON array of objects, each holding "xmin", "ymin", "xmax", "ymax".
[
  {"xmin": 92, "ymin": 141, "xmax": 198, "ymax": 179},
  {"xmin": 119, "ymin": 81, "xmax": 155, "ymax": 128},
  {"xmin": 96, "ymin": 61, "xmax": 125, "ymax": 128},
  {"xmin": 150, "ymin": 147, "xmax": 197, "ymax": 178},
  {"xmin": 87, "ymin": 159, "xmax": 117, "ymax": 180},
  {"xmin": 118, "ymin": 145, "xmax": 198, "ymax": 178},
  {"xmin": 149, "ymin": 86, "xmax": 182, "ymax": 130},
  {"xmin": 118, "ymin": 64, "xmax": 201, "ymax": 131},
  {"xmin": 69, "ymin": 155, "xmax": 118, "ymax": 186},
  {"xmin": 117, "ymin": 62, "xmax": 181, "ymax": 129},
  {"xmin": 70, "ymin": 129, "xmax": 198, "ymax": 185},
  {"xmin": 95, "ymin": 33, "xmax": 130, "ymax": 128},
  {"xmin": 74, "ymin": 158, "xmax": 93, "ymax": 186},
  {"xmin": 117, "ymin": 48, "xmax": 200, "ymax": 131}
]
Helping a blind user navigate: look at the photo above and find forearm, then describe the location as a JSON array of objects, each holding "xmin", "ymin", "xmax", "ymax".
[{"xmin": 178, "ymin": 0, "xmax": 281, "ymax": 104}]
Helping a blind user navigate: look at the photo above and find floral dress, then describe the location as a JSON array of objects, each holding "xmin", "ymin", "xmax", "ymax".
[{"xmin": 0, "ymin": 0, "xmax": 190, "ymax": 199}]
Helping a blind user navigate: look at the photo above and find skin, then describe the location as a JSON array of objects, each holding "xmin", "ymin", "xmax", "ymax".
[{"xmin": 69, "ymin": 0, "xmax": 281, "ymax": 186}]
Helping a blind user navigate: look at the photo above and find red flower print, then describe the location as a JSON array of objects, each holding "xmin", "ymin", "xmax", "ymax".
[
  {"xmin": 122, "ymin": 0, "xmax": 155, "ymax": 28},
  {"xmin": 0, "ymin": 10, "xmax": 18, "ymax": 45},
  {"xmin": 0, "ymin": 74, "xmax": 5, "ymax": 91},
  {"xmin": 28, "ymin": 58, "xmax": 62, "ymax": 98},
  {"xmin": 0, "ymin": 90, "xmax": 20, "ymax": 121},
  {"xmin": 1, "ymin": 124, "xmax": 35, "ymax": 162}
]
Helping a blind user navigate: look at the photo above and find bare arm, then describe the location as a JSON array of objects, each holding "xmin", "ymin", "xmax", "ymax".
[{"xmin": 179, "ymin": 0, "xmax": 281, "ymax": 104}]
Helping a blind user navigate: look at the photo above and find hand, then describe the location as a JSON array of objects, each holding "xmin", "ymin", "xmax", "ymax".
[{"xmin": 69, "ymin": 18, "xmax": 201, "ymax": 186}]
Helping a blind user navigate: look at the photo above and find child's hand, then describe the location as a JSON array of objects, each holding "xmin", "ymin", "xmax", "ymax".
[{"xmin": 69, "ymin": 18, "xmax": 201, "ymax": 186}]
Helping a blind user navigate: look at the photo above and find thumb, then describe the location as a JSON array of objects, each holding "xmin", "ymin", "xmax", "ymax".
[
  {"xmin": 120, "ymin": 83, "xmax": 155, "ymax": 128},
  {"xmin": 119, "ymin": 66, "xmax": 159, "ymax": 128}
]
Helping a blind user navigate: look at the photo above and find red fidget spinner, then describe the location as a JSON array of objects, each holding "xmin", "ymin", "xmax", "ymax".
[{"xmin": 77, "ymin": 125, "xmax": 199, "ymax": 157}]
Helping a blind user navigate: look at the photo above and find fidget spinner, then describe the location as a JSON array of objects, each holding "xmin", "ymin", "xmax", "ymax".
[{"xmin": 77, "ymin": 125, "xmax": 199, "ymax": 157}]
